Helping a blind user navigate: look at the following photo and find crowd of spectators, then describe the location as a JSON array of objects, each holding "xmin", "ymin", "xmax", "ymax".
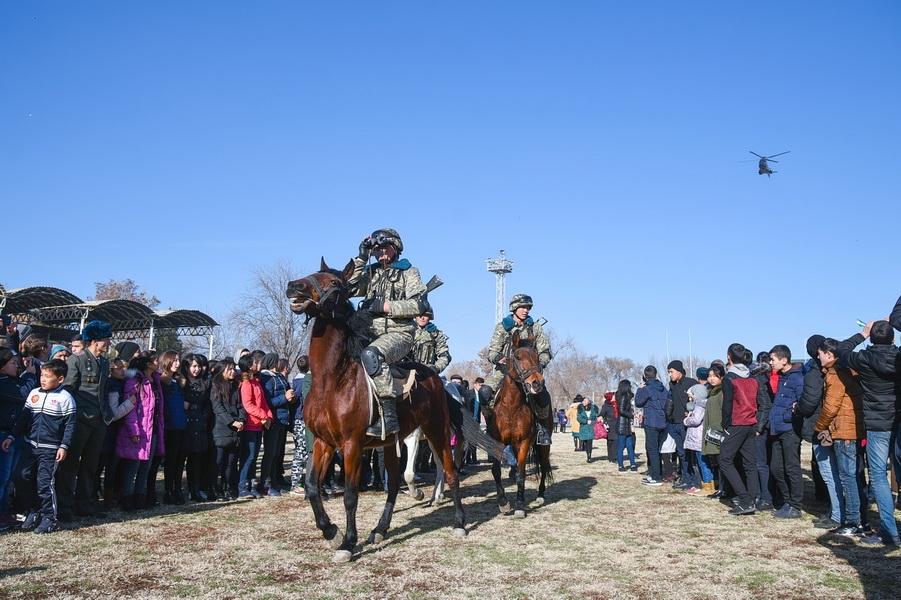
[{"xmin": 0, "ymin": 318, "xmax": 311, "ymax": 534}]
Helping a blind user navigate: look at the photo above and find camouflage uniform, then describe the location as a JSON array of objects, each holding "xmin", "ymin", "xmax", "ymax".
[
  {"xmin": 349, "ymin": 228, "xmax": 428, "ymax": 437},
  {"xmin": 409, "ymin": 320, "xmax": 451, "ymax": 374}
]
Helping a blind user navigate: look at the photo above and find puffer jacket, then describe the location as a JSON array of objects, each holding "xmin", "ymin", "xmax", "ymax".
[
  {"xmin": 576, "ymin": 403, "xmax": 601, "ymax": 442},
  {"xmin": 0, "ymin": 374, "xmax": 31, "ymax": 432},
  {"xmin": 796, "ymin": 358, "xmax": 825, "ymax": 444},
  {"xmin": 599, "ymin": 400, "xmax": 618, "ymax": 441},
  {"xmin": 814, "ymin": 365, "xmax": 865, "ymax": 440},
  {"xmin": 837, "ymin": 333, "xmax": 900, "ymax": 432},
  {"xmin": 770, "ymin": 364, "xmax": 804, "ymax": 435},
  {"xmin": 240, "ymin": 377, "xmax": 273, "ymax": 432},
  {"xmin": 683, "ymin": 395, "xmax": 707, "ymax": 452},
  {"xmin": 159, "ymin": 377, "xmax": 188, "ymax": 431},
  {"xmin": 115, "ymin": 372, "xmax": 165, "ymax": 461},
  {"xmin": 635, "ymin": 380, "xmax": 668, "ymax": 429},
  {"xmin": 702, "ymin": 385, "xmax": 723, "ymax": 455},
  {"xmin": 182, "ymin": 377, "xmax": 211, "ymax": 453},
  {"xmin": 259, "ymin": 369, "xmax": 293, "ymax": 426},
  {"xmin": 616, "ymin": 394, "xmax": 634, "ymax": 437}
]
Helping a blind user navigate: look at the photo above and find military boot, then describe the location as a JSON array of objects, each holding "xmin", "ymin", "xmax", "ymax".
[
  {"xmin": 478, "ymin": 385, "xmax": 496, "ymax": 419},
  {"xmin": 367, "ymin": 397, "xmax": 400, "ymax": 438},
  {"xmin": 534, "ymin": 393, "xmax": 552, "ymax": 445}
]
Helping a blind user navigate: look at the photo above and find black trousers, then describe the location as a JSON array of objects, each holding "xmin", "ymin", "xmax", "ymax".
[
  {"xmin": 771, "ymin": 429, "xmax": 803, "ymax": 510},
  {"xmin": 17, "ymin": 445, "xmax": 59, "ymax": 518},
  {"xmin": 719, "ymin": 425, "xmax": 759, "ymax": 506}
]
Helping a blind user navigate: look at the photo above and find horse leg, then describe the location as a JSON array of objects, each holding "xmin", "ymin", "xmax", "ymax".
[
  {"xmin": 307, "ymin": 439, "xmax": 341, "ymax": 548},
  {"xmin": 334, "ymin": 442, "xmax": 363, "ymax": 563},
  {"xmin": 490, "ymin": 457, "xmax": 510, "ymax": 514},
  {"xmin": 436, "ymin": 434, "xmax": 466, "ymax": 536},
  {"xmin": 513, "ymin": 442, "xmax": 530, "ymax": 519},
  {"xmin": 404, "ymin": 429, "xmax": 424, "ymax": 501},
  {"xmin": 427, "ymin": 440, "xmax": 445, "ymax": 506},
  {"xmin": 369, "ymin": 441, "xmax": 401, "ymax": 544},
  {"xmin": 536, "ymin": 444, "xmax": 550, "ymax": 506}
]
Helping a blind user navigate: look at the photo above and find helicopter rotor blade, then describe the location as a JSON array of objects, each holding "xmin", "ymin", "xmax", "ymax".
[
  {"xmin": 768, "ymin": 159, "xmax": 778, "ymax": 163},
  {"xmin": 749, "ymin": 151, "xmax": 764, "ymax": 158},
  {"xmin": 767, "ymin": 151, "xmax": 791, "ymax": 158}
]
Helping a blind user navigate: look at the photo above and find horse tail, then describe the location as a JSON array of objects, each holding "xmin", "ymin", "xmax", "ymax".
[
  {"xmin": 528, "ymin": 444, "xmax": 555, "ymax": 486},
  {"xmin": 446, "ymin": 392, "xmax": 505, "ymax": 462}
]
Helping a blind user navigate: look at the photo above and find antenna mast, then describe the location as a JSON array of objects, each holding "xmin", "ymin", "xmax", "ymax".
[{"xmin": 486, "ymin": 250, "xmax": 514, "ymax": 324}]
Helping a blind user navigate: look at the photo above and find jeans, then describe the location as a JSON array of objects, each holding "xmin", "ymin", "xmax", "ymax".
[
  {"xmin": 834, "ymin": 439, "xmax": 866, "ymax": 525},
  {"xmin": 771, "ymin": 429, "xmax": 803, "ymax": 510},
  {"xmin": 239, "ymin": 430, "xmax": 263, "ymax": 484},
  {"xmin": 644, "ymin": 427, "xmax": 666, "ymax": 481},
  {"xmin": 695, "ymin": 450, "xmax": 713, "ymax": 483},
  {"xmin": 617, "ymin": 434, "xmax": 635, "ymax": 469},
  {"xmin": 0, "ymin": 433, "xmax": 22, "ymax": 513},
  {"xmin": 667, "ymin": 422, "xmax": 689, "ymax": 481},
  {"xmin": 121, "ymin": 434, "xmax": 157, "ymax": 496},
  {"xmin": 719, "ymin": 425, "xmax": 759, "ymax": 506},
  {"xmin": 812, "ymin": 443, "xmax": 844, "ymax": 523},
  {"xmin": 755, "ymin": 432, "xmax": 773, "ymax": 503},
  {"xmin": 865, "ymin": 430, "xmax": 898, "ymax": 537}
]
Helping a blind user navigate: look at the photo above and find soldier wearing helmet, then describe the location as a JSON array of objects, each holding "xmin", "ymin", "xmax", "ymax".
[
  {"xmin": 479, "ymin": 294, "xmax": 554, "ymax": 445},
  {"xmin": 349, "ymin": 228, "xmax": 428, "ymax": 438},
  {"xmin": 408, "ymin": 308, "xmax": 451, "ymax": 375}
]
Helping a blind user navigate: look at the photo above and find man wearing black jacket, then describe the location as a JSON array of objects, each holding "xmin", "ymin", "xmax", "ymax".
[
  {"xmin": 665, "ymin": 360, "xmax": 698, "ymax": 490},
  {"xmin": 837, "ymin": 320, "xmax": 900, "ymax": 546}
]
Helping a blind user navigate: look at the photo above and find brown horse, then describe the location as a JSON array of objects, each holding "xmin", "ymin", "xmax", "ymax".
[
  {"xmin": 286, "ymin": 259, "xmax": 503, "ymax": 562},
  {"xmin": 486, "ymin": 331, "xmax": 554, "ymax": 518}
]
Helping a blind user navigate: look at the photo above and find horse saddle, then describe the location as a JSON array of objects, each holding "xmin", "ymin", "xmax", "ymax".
[{"xmin": 388, "ymin": 365, "xmax": 417, "ymax": 398}]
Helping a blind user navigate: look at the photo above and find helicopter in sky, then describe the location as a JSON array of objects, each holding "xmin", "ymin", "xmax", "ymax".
[{"xmin": 749, "ymin": 151, "xmax": 790, "ymax": 177}]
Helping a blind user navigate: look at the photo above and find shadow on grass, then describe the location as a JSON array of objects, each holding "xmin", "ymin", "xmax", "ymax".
[
  {"xmin": 816, "ymin": 532, "xmax": 901, "ymax": 600},
  {"xmin": 0, "ymin": 566, "xmax": 47, "ymax": 578}
]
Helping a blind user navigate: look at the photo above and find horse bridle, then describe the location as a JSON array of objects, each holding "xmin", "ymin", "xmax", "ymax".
[
  {"xmin": 298, "ymin": 273, "xmax": 351, "ymax": 319},
  {"xmin": 505, "ymin": 347, "xmax": 543, "ymax": 390}
]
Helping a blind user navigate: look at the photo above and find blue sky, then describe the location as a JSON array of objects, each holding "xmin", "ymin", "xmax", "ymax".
[{"xmin": 3, "ymin": 2, "xmax": 900, "ymax": 366}]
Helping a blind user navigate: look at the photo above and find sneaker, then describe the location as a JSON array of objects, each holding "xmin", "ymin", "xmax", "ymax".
[
  {"xmin": 266, "ymin": 486, "xmax": 282, "ymax": 497},
  {"xmin": 814, "ymin": 518, "xmax": 842, "ymax": 530},
  {"xmin": 771, "ymin": 504, "xmax": 791, "ymax": 518},
  {"xmin": 860, "ymin": 532, "xmax": 901, "ymax": 546},
  {"xmin": 755, "ymin": 499, "xmax": 774, "ymax": 511},
  {"xmin": 21, "ymin": 512, "xmax": 41, "ymax": 531},
  {"xmin": 630, "ymin": 466, "xmax": 639, "ymax": 472},
  {"xmin": 34, "ymin": 516, "xmax": 58, "ymax": 534},
  {"xmin": 641, "ymin": 478, "xmax": 663, "ymax": 486},
  {"xmin": 830, "ymin": 524, "xmax": 859, "ymax": 536},
  {"xmin": 0, "ymin": 513, "xmax": 21, "ymax": 531},
  {"xmin": 774, "ymin": 506, "xmax": 802, "ymax": 519},
  {"xmin": 673, "ymin": 481, "xmax": 691, "ymax": 491},
  {"xmin": 852, "ymin": 524, "xmax": 873, "ymax": 537},
  {"xmin": 291, "ymin": 486, "xmax": 306, "ymax": 498},
  {"xmin": 728, "ymin": 504, "xmax": 756, "ymax": 515},
  {"xmin": 683, "ymin": 486, "xmax": 701, "ymax": 495},
  {"xmin": 618, "ymin": 467, "xmax": 628, "ymax": 473}
]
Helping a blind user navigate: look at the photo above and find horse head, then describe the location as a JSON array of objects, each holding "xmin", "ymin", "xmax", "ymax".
[
  {"xmin": 286, "ymin": 258, "xmax": 355, "ymax": 318},
  {"xmin": 507, "ymin": 331, "xmax": 544, "ymax": 395}
]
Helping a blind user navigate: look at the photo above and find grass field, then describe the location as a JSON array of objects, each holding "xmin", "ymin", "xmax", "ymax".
[{"xmin": 2, "ymin": 430, "xmax": 900, "ymax": 599}]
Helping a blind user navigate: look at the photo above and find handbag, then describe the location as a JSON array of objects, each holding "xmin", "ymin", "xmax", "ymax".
[
  {"xmin": 704, "ymin": 428, "xmax": 727, "ymax": 446},
  {"xmin": 593, "ymin": 420, "xmax": 608, "ymax": 440}
]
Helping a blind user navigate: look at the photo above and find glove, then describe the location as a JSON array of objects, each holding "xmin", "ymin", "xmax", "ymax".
[
  {"xmin": 358, "ymin": 236, "xmax": 373, "ymax": 261},
  {"xmin": 359, "ymin": 295, "xmax": 384, "ymax": 314}
]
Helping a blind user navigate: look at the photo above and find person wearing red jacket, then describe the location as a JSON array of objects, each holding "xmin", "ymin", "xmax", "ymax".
[{"xmin": 237, "ymin": 354, "xmax": 272, "ymax": 499}]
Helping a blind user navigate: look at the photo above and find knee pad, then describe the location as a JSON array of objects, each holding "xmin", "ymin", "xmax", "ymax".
[
  {"xmin": 361, "ymin": 346, "xmax": 386, "ymax": 377},
  {"xmin": 478, "ymin": 385, "xmax": 494, "ymax": 403}
]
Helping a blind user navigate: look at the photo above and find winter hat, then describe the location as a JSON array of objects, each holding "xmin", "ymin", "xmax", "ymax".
[
  {"xmin": 114, "ymin": 341, "xmax": 140, "ymax": 363},
  {"xmin": 260, "ymin": 352, "xmax": 280, "ymax": 371},
  {"xmin": 50, "ymin": 344, "xmax": 69, "ymax": 359},
  {"xmin": 16, "ymin": 324, "xmax": 33, "ymax": 341},
  {"xmin": 687, "ymin": 383, "xmax": 708, "ymax": 401},
  {"xmin": 81, "ymin": 320, "xmax": 113, "ymax": 342},
  {"xmin": 806, "ymin": 334, "xmax": 826, "ymax": 360},
  {"xmin": 604, "ymin": 392, "xmax": 615, "ymax": 403},
  {"xmin": 696, "ymin": 367, "xmax": 709, "ymax": 381},
  {"xmin": 574, "ymin": 394, "xmax": 584, "ymax": 402},
  {"xmin": 667, "ymin": 360, "xmax": 686, "ymax": 375}
]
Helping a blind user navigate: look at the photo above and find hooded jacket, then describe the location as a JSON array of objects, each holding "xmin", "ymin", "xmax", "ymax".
[
  {"xmin": 635, "ymin": 380, "xmax": 668, "ymax": 429},
  {"xmin": 115, "ymin": 372, "xmax": 165, "ymax": 461},
  {"xmin": 770, "ymin": 363, "xmax": 804, "ymax": 435},
  {"xmin": 683, "ymin": 384, "xmax": 708, "ymax": 452},
  {"xmin": 837, "ymin": 333, "xmax": 900, "ymax": 432},
  {"xmin": 722, "ymin": 364, "xmax": 758, "ymax": 429},
  {"xmin": 258, "ymin": 353, "xmax": 294, "ymax": 426}
]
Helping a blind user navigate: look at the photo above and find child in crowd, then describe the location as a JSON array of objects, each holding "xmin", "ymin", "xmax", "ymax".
[
  {"xmin": 683, "ymin": 384, "xmax": 712, "ymax": 495},
  {"xmin": 2, "ymin": 359, "xmax": 76, "ymax": 533}
]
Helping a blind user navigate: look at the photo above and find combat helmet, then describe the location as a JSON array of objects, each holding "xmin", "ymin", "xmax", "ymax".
[
  {"xmin": 509, "ymin": 294, "xmax": 533, "ymax": 312},
  {"xmin": 370, "ymin": 228, "xmax": 403, "ymax": 254}
]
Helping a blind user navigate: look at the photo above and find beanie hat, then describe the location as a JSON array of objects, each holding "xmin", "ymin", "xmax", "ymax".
[
  {"xmin": 50, "ymin": 344, "xmax": 69, "ymax": 359},
  {"xmin": 114, "ymin": 341, "xmax": 140, "ymax": 363},
  {"xmin": 688, "ymin": 383, "xmax": 708, "ymax": 401},
  {"xmin": 806, "ymin": 335, "xmax": 826, "ymax": 360},
  {"xmin": 260, "ymin": 352, "xmax": 280, "ymax": 371},
  {"xmin": 667, "ymin": 360, "xmax": 686, "ymax": 375},
  {"xmin": 696, "ymin": 367, "xmax": 709, "ymax": 381},
  {"xmin": 604, "ymin": 392, "xmax": 615, "ymax": 402},
  {"xmin": 82, "ymin": 320, "xmax": 113, "ymax": 342}
]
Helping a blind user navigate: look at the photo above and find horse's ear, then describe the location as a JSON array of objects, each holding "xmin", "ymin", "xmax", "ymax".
[
  {"xmin": 512, "ymin": 330, "xmax": 521, "ymax": 347},
  {"xmin": 320, "ymin": 257, "xmax": 329, "ymax": 271},
  {"xmin": 342, "ymin": 259, "xmax": 356, "ymax": 282}
]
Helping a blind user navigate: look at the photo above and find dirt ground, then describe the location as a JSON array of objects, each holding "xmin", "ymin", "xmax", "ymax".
[{"xmin": 1, "ymin": 429, "xmax": 900, "ymax": 599}]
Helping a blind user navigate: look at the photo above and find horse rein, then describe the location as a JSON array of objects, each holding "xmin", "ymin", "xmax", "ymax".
[
  {"xmin": 505, "ymin": 347, "xmax": 543, "ymax": 391},
  {"xmin": 299, "ymin": 274, "xmax": 350, "ymax": 319}
]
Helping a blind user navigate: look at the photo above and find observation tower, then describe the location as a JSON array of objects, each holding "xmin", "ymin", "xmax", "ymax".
[{"xmin": 486, "ymin": 250, "xmax": 514, "ymax": 325}]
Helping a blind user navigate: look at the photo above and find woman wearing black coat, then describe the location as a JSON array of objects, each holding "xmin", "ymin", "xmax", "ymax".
[
  {"xmin": 599, "ymin": 392, "xmax": 619, "ymax": 463},
  {"xmin": 614, "ymin": 380, "xmax": 637, "ymax": 472},
  {"xmin": 210, "ymin": 358, "xmax": 246, "ymax": 500}
]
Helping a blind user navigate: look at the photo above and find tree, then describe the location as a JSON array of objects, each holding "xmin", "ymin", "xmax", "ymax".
[
  {"xmin": 225, "ymin": 260, "xmax": 310, "ymax": 371},
  {"xmin": 91, "ymin": 278, "xmax": 160, "ymax": 309}
]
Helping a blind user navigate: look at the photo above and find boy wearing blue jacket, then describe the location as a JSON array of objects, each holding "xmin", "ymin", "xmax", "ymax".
[
  {"xmin": 635, "ymin": 365, "xmax": 669, "ymax": 486},
  {"xmin": 2, "ymin": 359, "xmax": 76, "ymax": 533},
  {"xmin": 768, "ymin": 345, "xmax": 805, "ymax": 519}
]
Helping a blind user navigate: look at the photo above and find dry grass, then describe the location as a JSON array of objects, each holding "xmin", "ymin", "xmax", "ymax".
[{"xmin": 2, "ymin": 430, "xmax": 900, "ymax": 599}]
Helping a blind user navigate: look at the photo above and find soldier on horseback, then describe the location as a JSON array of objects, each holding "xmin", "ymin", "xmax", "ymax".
[
  {"xmin": 349, "ymin": 228, "xmax": 429, "ymax": 438},
  {"xmin": 479, "ymin": 294, "xmax": 554, "ymax": 445},
  {"xmin": 408, "ymin": 308, "xmax": 451, "ymax": 375}
]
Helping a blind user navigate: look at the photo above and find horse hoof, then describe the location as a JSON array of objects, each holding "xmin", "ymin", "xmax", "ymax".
[
  {"xmin": 499, "ymin": 503, "xmax": 511, "ymax": 514},
  {"xmin": 332, "ymin": 550, "xmax": 353, "ymax": 563},
  {"xmin": 453, "ymin": 528, "xmax": 467, "ymax": 538},
  {"xmin": 414, "ymin": 490, "xmax": 425, "ymax": 501},
  {"xmin": 325, "ymin": 528, "xmax": 344, "ymax": 550},
  {"xmin": 514, "ymin": 510, "xmax": 526, "ymax": 519},
  {"xmin": 370, "ymin": 532, "xmax": 385, "ymax": 544}
]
